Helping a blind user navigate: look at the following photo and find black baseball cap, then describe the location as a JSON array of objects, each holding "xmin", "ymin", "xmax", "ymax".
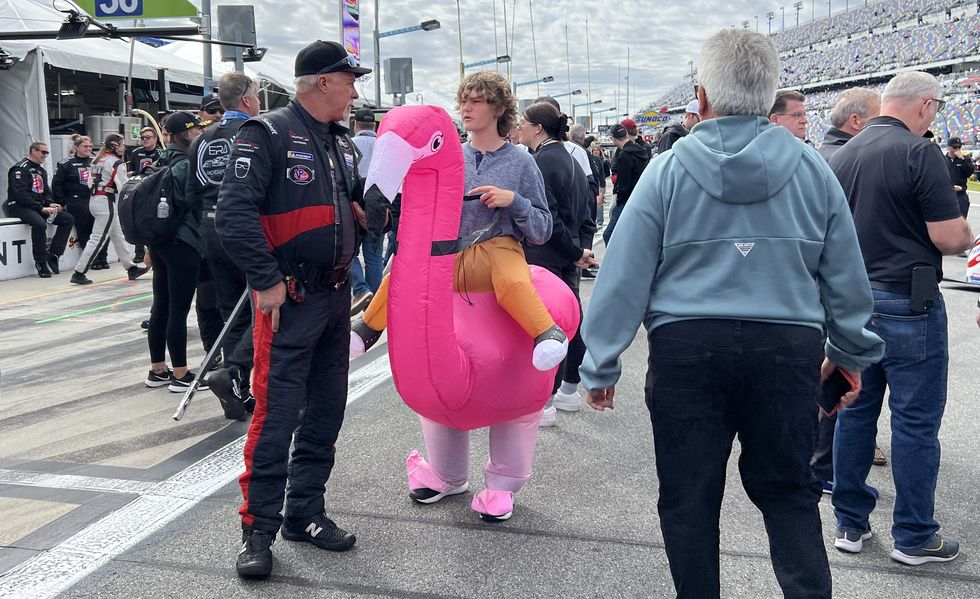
[
  {"xmin": 295, "ymin": 40, "xmax": 371, "ymax": 77},
  {"xmin": 354, "ymin": 108, "xmax": 376, "ymax": 123},
  {"xmin": 609, "ymin": 123, "xmax": 628, "ymax": 140},
  {"xmin": 164, "ymin": 111, "xmax": 205, "ymax": 134},
  {"xmin": 200, "ymin": 93, "xmax": 221, "ymax": 111},
  {"xmin": 948, "ymin": 137, "xmax": 963, "ymax": 148}
]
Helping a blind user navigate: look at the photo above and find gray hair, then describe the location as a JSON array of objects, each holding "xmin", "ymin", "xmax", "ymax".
[
  {"xmin": 294, "ymin": 74, "xmax": 318, "ymax": 94},
  {"xmin": 829, "ymin": 87, "xmax": 881, "ymax": 128},
  {"xmin": 697, "ymin": 29, "xmax": 779, "ymax": 117},
  {"xmin": 569, "ymin": 123, "xmax": 586, "ymax": 142},
  {"xmin": 218, "ymin": 72, "xmax": 256, "ymax": 110},
  {"xmin": 882, "ymin": 71, "xmax": 941, "ymax": 104}
]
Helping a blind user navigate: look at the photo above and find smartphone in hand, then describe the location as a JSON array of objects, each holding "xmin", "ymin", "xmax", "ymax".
[{"xmin": 818, "ymin": 368, "xmax": 857, "ymax": 417}]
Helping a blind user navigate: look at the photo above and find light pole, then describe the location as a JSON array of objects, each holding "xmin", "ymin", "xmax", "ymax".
[
  {"xmin": 742, "ymin": 20, "xmax": 749, "ymax": 29},
  {"xmin": 573, "ymin": 99, "xmax": 602, "ymax": 123},
  {"xmin": 794, "ymin": 1, "xmax": 803, "ymax": 28},
  {"xmin": 550, "ymin": 89, "xmax": 582, "ymax": 100},
  {"xmin": 781, "ymin": 6, "xmax": 785, "ymax": 32},
  {"xmin": 373, "ymin": 8, "xmax": 440, "ymax": 109},
  {"xmin": 463, "ymin": 55, "xmax": 511, "ymax": 70},
  {"xmin": 513, "ymin": 75, "xmax": 554, "ymax": 98},
  {"xmin": 767, "ymin": 11, "xmax": 774, "ymax": 35}
]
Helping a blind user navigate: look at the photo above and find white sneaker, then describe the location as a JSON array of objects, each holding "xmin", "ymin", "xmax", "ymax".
[
  {"xmin": 553, "ymin": 387, "xmax": 581, "ymax": 412},
  {"xmin": 539, "ymin": 405, "xmax": 557, "ymax": 427}
]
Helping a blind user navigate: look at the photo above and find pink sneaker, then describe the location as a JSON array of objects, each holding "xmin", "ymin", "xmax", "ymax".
[
  {"xmin": 471, "ymin": 489, "xmax": 514, "ymax": 522},
  {"xmin": 406, "ymin": 450, "xmax": 469, "ymax": 504}
]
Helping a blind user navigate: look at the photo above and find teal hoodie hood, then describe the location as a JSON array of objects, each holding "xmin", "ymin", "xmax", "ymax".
[{"xmin": 578, "ymin": 116, "xmax": 884, "ymax": 390}]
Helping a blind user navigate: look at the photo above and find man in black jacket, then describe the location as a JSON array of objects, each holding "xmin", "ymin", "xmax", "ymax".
[
  {"xmin": 946, "ymin": 137, "xmax": 975, "ymax": 218},
  {"xmin": 4, "ymin": 141, "xmax": 74, "ymax": 277},
  {"xmin": 602, "ymin": 124, "xmax": 647, "ymax": 246},
  {"xmin": 189, "ymin": 71, "xmax": 262, "ymax": 421},
  {"xmin": 818, "ymin": 87, "xmax": 880, "ymax": 163},
  {"xmin": 657, "ymin": 100, "xmax": 700, "ymax": 154},
  {"xmin": 218, "ymin": 40, "xmax": 369, "ymax": 579}
]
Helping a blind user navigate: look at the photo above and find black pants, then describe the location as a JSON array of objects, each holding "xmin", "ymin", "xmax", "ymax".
[
  {"xmin": 64, "ymin": 198, "xmax": 107, "ymax": 263},
  {"xmin": 201, "ymin": 220, "xmax": 253, "ymax": 374},
  {"xmin": 647, "ymin": 320, "xmax": 830, "ymax": 599},
  {"xmin": 239, "ymin": 280, "xmax": 351, "ymax": 532},
  {"xmin": 810, "ymin": 409, "xmax": 836, "ymax": 482},
  {"xmin": 196, "ymin": 257, "xmax": 225, "ymax": 354},
  {"xmin": 7, "ymin": 204, "xmax": 74, "ymax": 263},
  {"xmin": 557, "ymin": 265, "xmax": 586, "ymax": 386},
  {"xmin": 148, "ymin": 241, "xmax": 201, "ymax": 368},
  {"xmin": 957, "ymin": 193, "xmax": 970, "ymax": 219}
]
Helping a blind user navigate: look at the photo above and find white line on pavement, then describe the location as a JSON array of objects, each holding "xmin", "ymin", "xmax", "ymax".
[{"xmin": 0, "ymin": 353, "xmax": 392, "ymax": 599}]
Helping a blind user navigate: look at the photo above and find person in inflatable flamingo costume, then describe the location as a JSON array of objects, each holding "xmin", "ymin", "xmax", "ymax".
[{"xmin": 361, "ymin": 99, "xmax": 580, "ymax": 522}]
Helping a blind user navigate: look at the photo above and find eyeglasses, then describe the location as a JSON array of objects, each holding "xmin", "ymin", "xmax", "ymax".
[
  {"xmin": 205, "ymin": 107, "xmax": 224, "ymax": 115},
  {"xmin": 774, "ymin": 111, "xmax": 807, "ymax": 120},
  {"xmin": 140, "ymin": 135, "xmax": 155, "ymax": 141},
  {"xmin": 930, "ymin": 98, "xmax": 947, "ymax": 111},
  {"xmin": 316, "ymin": 54, "xmax": 357, "ymax": 74},
  {"xmin": 38, "ymin": 150, "xmax": 49, "ymax": 155}
]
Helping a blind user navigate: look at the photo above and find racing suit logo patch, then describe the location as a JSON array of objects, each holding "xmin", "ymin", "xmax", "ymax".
[
  {"xmin": 287, "ymin": 165, "xmax": 314, "ymax": 185},
  {"xmin": 31, "ymin": 174, "xmax": 43, "ymax": 194},
  {"xmin": 234, "ymin": 157, "xmax": 252, "ymax": 179}
]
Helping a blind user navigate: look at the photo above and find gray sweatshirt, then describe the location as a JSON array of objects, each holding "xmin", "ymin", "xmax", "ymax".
[{"xmin": 459, "ymin": 142, "xmax": 552, "ymax": 245}]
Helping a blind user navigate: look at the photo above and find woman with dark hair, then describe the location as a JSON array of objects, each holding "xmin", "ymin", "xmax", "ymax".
[
  {"xmin": 144, "ymin": 112, "xmax": 208, "ymax": 392},
  {"xmin": 518, "ymin": 102, "xmax": 597, "ymax": 425},
  {"xmin": 53, "ymin": 134, "xmax": 97, "ymax": 263},
  {"xmin": 71, "ymin": 133, "xmax": 148, "ymax": 285}
]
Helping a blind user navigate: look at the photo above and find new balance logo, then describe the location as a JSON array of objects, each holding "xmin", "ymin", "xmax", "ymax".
[
  {"xmin": 305, "ymin": 522, "xmax": 323, "ymax": 537},
  {"xmin": 735, "ymin": 242, "xmax": 755, "ymax": 257}
]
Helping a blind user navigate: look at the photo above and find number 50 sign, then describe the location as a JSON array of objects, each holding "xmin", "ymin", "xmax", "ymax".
[{"xmin": 75, "ymin": 0, "xmax": 197, "ymax": 20}]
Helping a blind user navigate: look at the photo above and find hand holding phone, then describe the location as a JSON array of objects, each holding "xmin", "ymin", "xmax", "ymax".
[{"xmin": 817, "ymin": 359, "xmax": 861, "ymax": 417}]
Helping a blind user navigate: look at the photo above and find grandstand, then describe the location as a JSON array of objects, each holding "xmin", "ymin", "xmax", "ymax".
[{"xmin": 643, "ymin": 1, "xmax": 980, "ymax": 146}]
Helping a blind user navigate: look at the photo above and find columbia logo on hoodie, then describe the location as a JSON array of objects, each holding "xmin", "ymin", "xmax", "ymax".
[{"xmin": 735, "ymin": 242, "xmax": 754, "ymax": 257}]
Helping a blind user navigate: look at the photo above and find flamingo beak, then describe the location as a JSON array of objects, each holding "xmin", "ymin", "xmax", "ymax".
[{"xmin": 364, "ymin": 131, "xmax": 416, "ymax": 203}]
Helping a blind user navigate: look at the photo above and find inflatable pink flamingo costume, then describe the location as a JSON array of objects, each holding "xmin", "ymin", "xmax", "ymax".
[{"xmin": 364, "ymin": 105, "xmax": 580, "ymax": 520}]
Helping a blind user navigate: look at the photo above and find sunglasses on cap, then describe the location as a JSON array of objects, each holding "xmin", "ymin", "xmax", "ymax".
[{"xmin": 316, "ymin": 54, "xmax": 357, "ymax": 74}]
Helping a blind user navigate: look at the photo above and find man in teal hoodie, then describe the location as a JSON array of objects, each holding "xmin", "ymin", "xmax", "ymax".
[{"xmin": 579, "ymin": 29, "xmax": 884, "ymax": 599}]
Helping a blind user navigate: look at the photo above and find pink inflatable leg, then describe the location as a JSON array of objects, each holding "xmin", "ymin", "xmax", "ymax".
[
  {"xmin": 483, "ymin": 409, "xmax": 543, "ymax": 492},
  {"xmin": 413, "ymin": 415, "xmax": 470, "ymax": 488}
]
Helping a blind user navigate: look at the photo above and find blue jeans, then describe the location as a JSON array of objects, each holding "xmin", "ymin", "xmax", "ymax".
[
  {"xmin": 648, "ymin": 320, "xmax": 830, "ymax": 599},
  {"xmin": 601, "ymin": 202, "xmax": 625, "ymax": 247},
  {"xmin": 833, "ymin": 290, "xmax": 948, "ymax": 550},
  {"xmin": 349, "ymin": 233, "xmax": 383, "ymax": 296}
]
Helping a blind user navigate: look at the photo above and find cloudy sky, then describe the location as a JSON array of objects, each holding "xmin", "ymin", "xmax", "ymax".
[{"xmin": 200, "ymin": 0, "xmax": 839, "ymax": 114}]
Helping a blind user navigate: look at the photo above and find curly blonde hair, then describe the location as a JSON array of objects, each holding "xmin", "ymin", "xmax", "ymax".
[{"xmin": 455, "ymin": 71, "xmax": 517, "ymax": 138}]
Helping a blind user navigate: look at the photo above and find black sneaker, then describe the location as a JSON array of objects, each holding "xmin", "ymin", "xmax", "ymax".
[
  {"xmin": 46, "ymin": 252, "xmax": 61, "ymax": 275},
  {"xmin": 70, "ymin": 271, "xmax": 92, "ymax": 285},
  {"xmin": 36, "ymin": 261, "xmax": 52, "ymax": 278},
  {"xmin": 580, "ymin": 267, "xmax": 596, "ymax": 279},
  {"xmin": 168, "ymin": 371, "xmax": 209, "ymax": 393},
  {"xmin": 145, "ymin": 367, "xmax": 173, "ymax": 388},
  {"xmin": 140, "ymin": 319, "xmax": 150, "ymax": 330},
  {"xmin": 350, "ymin": 291, "xmax": 373, "ymax": 317},
  {"xmin": 891, "ymin": 533, "xmax": 960, "ymax": 565},
  {"xmin": 236, "ymin": 527, "xmax": 275, "ymax": 578},
  {"xmin": 209, "ymin": 366, "xmax": 249, "ymax": 421},
  {"xmin": 243, "ymin": 393, "xmax": 256, "ymax": 414},
  {"xmin": 281, "ymin": 513, "xmax": 356, "ymax": 551},
  {"xmin": 127, "ymin": 265, "xmax": 150, "ymax": 280},
  {"xmin": 91, "ymin": 260, "xmax": 109, "ymax": 270}
]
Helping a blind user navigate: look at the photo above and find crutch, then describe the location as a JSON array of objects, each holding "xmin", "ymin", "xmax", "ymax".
[{"xmin": 173, "ymin": 289, "xmax": 251, "ymax": 421}]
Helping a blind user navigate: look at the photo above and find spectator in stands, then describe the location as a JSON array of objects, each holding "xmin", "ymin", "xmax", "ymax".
[
  {"xmin": 350, "ymin": 107, "xmax": 382, "ymax": 315},
  {"xmin": 830, "ymin": 71, "xmax": 972, "ymax": 566},
  {"xmin": 70, "ymin": 134, "xmax": 148, "ymax": 285},
  {"xmin": 818, "ymin": 87, "xmax": 881, "ymax": 162},
  {"xmin": 144, "ymin": 112, "xmax": 208, "ymax": 392},
  {"xmin": 4, "ymin": 141, "xmax": 74, "ymax": 278},
  {"xmin": 53, "ymin": 135, "xmax": 95, "ymax": 260},
  {"xmin": 657, "ymin": 100, "xmax": 700, "ymax": 154},
  {"xmin": 199, "ymin": 93, "xmax": 224, "ymax": 124},
  {"xmin": 602, "ymin": 123, "xmax": 647, "ymax": 246},
  {"xmin": 769, "ymin": 90, "xmax": 809, "ymax": 141},
  {"xmin": 580, "ymin": 29, "xmax": 884, "ymax": 599},
  {"xmin": 945, "ymin": 137, "xmax": 975, "ymax": 218}
]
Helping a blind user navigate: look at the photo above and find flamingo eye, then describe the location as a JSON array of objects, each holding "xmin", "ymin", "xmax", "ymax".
[{"xmin": 430, "ymin": 133, "xmax": 443, "ymax": 153}]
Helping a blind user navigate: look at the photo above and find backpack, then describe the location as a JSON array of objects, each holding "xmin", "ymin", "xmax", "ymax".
[{"xmin": 118, "ymin": 154, "xmax": 184, "ymax": 246}]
